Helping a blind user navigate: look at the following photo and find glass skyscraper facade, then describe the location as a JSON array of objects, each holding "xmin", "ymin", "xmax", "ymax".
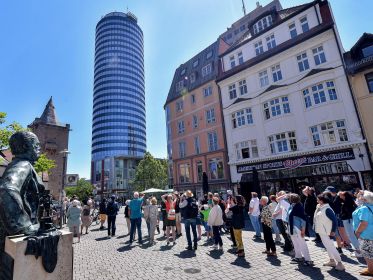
[{"xmin": 91, "ymin": 12, "xmax": 146, "ymax": 196}]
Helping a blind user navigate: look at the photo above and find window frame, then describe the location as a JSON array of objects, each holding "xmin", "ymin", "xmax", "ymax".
[
  {"xmin": 268, "ymin": 131, "xmax": 297, "ymax": 154},
  {"xmin": 266, "ymin": 34, "xmax": 276, "ymax": 50},
  {"xmin": 255, "ymin": 40, "xmax": 264, "ymax": 56},
  {"xmin": 259, "ymin": 69, "xmax": 269, "ymax": 88},
  {"xmin": 297, "ymin": 52, "xmax": 310, "ymax": 72},
  {"xmin": 289, "ymin": 22, "xmax": 297, "ymax": 39},
  {"xmin": 300, "ymin": 16, "xmax": 309, "ymax": 33},
  {"xmin": 312, "ymin": 45, "xmax": 326, "ymax": 65},
  {"xmin": 365, "ymin": 72, "xmax": 373, "ymax": 93}
]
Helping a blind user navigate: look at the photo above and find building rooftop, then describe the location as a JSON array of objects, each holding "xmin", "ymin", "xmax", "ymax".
[{"xmin": 29, "ymin": 97, "xmax": 69, "ymax": 128}]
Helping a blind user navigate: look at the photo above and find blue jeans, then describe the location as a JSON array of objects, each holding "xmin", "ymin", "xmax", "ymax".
[
  {"xmin": 342, "ymin": 219, "xmax": 360, "ymax": 251},
  {"xmin": 184, "ymin": 218, "xmax": 197, "ymax": 247},
  {"xmin": 130, "ymin": 217, "xmax": 142, "ymax": 243},
  {"xmin": 272, "ymin": 219, "xmax": 280, "ymax": 235},
  {"xmin": 249, "ymin": 214, "xmax": 261, "ymax": 237}
]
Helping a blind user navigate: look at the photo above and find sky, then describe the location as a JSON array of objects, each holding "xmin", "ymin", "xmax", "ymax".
[{"xmin": 0, "ymin": 0, "xmax": 372, "ymax": 179}]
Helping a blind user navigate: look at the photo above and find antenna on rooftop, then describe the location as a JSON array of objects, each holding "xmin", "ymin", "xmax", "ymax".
[{"xmin": 242, "ymin": 0, "xmax": 247, "ymax": 15}]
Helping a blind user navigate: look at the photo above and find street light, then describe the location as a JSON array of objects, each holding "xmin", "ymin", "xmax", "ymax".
[{"xmin": 59, "ymin": 149, "xmax": 70, "ymax": 228}]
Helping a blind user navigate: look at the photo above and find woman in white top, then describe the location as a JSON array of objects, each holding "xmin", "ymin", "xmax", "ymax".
[{"xmin": 208, "ymin": 197, "xmax": 224, "ymax": 250}]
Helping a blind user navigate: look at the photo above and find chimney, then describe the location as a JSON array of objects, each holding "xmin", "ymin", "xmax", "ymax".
[{"xmin": 256, "ymin": 1, "xmax": 261, "ymax": 8}]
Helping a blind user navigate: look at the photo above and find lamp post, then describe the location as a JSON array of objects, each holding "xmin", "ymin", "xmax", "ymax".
[{"xmin": 59, "ymin": 149, "xmax": 70, "ymax": 228}]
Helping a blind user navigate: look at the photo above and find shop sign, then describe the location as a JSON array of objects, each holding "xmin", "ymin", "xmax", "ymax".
[{"xmin": 237, "ymin": 148, "xmax": 355, "ymax": 173}]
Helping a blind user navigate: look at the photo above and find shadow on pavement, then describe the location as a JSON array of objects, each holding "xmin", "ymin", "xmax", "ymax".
[
  {"xmin": 117, "ymin": 245, "xmax": 134, "ymax": 253},
  {"xmin": 95, "ymin": 236, "xmax": 111, "ymax": 241},
  {"xmin": 116, "ymin": 235, "xmax": 127, "ymax": 239},
  {"xmin": 206, "ymin": 249, "xmax": 224, "ymax": 259},
  {"xmin": 341, "ymin": 255, "xmax": 363, "ymax": 265},
  {"xmin": 174, "ymin": 250, "xmax": 196, "ymax": 259},
  {"xmin": 231, "ymin": 257, "xmax": 251, "ymax": 269},
  {"xmin": 295, "ymin": 264, "xmax": 324, "ymax": 279},
  {"xmin": 265, "ymin": 255, "xmax": 281, "ymax": 266},
  {"xmin": 327, "ymin": 268, "xmax": 360, "ymax": 280}
]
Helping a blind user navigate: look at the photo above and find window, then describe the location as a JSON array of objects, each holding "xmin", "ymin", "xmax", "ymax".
[
  {"xmin": 253, "ymin": 15, "xmax": 273, "ymax": 34},
  {"xmin": 289, "ymin": 22, "xmax": 297, "ymax": 38},
  {"xmin": 259, "ymin": 70, "xmax": 269, "ymax": 87},
  {"xmin": 312, "ymin": 46, "xmax": 326, "ymax": 65},
  {"xmin": 229, "ymin": 84, "xmax": 237, "ymax": 99},
  {"xmin": 203, "ymin": 86, "xmax": 212, "ymax": 97},
  {"xmin": 194, "ymin": 136, "xmax": 201, "ymax": 154},
  {"xmin": 206, "ymin": 108, "xmax": 216, "ymax": 124},
  {"xmin": 255, "ymin": 41, "xmax": 264, "ymax": 56},
  {"xmin": 176, "ymin": 100, "xmax": 183, "ymax": 112},
  {"xmin": 232, "ymin": 108, "xmax": 253, "ymax": 128},
  {"xmin": 234, "ymin": 29, "xmax": 239, "ymax": 35},
  {"xmin": 240, "ymin": 25, "xmax": 246, "ymax": 31},
  {"xmin": 191, "ymin": 94, "xmax": 196, "ymax": 104},
  {"xmin": 190, "ymin": 73, "xmax": 196, "ymax": 83},
  {"xmin": 192, "ymin": 115, "xmax": 198, "ymax": 128},
  {"xmin": 226, "ymin": 33, "xmax": 232, "ymax": 40},
  {"xmin": 179, "ymin": 142, "xmax": 186, "ymax": 158},
  {"xmin": 366, "ymin": 72, "xmax": 373, "ymax": 93},
  {"xmin": 297, "ymin": 52, "xmax": 310, "ymax": 72},
  {"xmin": 206, "ymin": 50, "xmax": 213, "ymax": 59},
  {"xmin": 179, "ymin": 163, "xmax": 190, "ymax": 183},
  {"xmin": 263, "ymin": 96, "xmax": 291, "ymax": 120},
  {"xmin": 180, "ymin": 69, "xmax": 186, "ymax": 76},
  {"xmin": 196, "ymin": 161, "xmax": 203, "ymax": 182},
  {"xmin": 230, "ymin": 56, "xmax": 236, "ymax": 68},
  {"xmin": 362, "ymin": 46, "xmax": 373, "ymax": 58},
  {"xmin": 266, "ymin": 34, "xmax": 276, "ymax": 49},
  {"xmin": 202, "ymin": 64, "xmax": 212, "ymax": 77},
  {"xmin": 300, "ymin": 16, "xmax": 309, "ymax": 32},
  {"xmin": 310, "ymin": 120, "xmax": 349, "ymax": 146},
  {"xmin": 239, "ymin": 79, "xmax": 248, "ymax": 95},
  {"xmin": 209, "ymin": 158, "xmax": 224, "ymax": 180},
  {"xmin": 177, "ymin": 120, "xmax": 185, "ymax": 134},
  {"xmin": 268, "ymin": 131, "xmax": 297, "ymax": 154},
  {"xmin": 235, "ymin": 140, "xmax": 259, "ymax": 160},
  {"xmin": 238, "ymin": 52, "xmax": 244, "ymax": 65},
  {"xmin": 207, "ymin": 131, "xmax": 218, "ymax": 152},
  {"xmin": 176, "ymin": 80, "xmax": 184, "ymax": 91},
  {"xmin": 193, "ymin": 59, "xmax": 199, "ymax": 68},
  {"xmin": 303, "ymin": 81, "xmax": 338, "ymax": 108},
  {"xmin": 271, "ymin": 64, "xmax": 282, "ymax": 82}
]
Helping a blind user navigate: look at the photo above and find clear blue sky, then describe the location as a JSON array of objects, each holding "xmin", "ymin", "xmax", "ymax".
[{"xmin": 0, "ymin": 0, "xmax": 371, "ymax": 179}]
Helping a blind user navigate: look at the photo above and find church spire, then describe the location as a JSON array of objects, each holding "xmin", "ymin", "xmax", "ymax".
[{"xmin": 39, "ymin": 96, "xmax": 59, "ymax": 125}]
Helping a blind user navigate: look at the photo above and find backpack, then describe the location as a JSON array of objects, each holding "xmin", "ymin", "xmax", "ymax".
[{"xmin": 83, "ymin": 207, "xmax": 90, "ymax": 216}]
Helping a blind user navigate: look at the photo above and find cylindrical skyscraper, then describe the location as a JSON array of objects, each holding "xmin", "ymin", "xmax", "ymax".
[{"xmin": 91, "ymin": 12, "xmax": 146, "ymax": 196}]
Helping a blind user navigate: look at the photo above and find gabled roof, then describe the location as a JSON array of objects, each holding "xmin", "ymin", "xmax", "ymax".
[
  {"xmin": 350, "ymin": 33, "xmax": 373, "ymax": 54},
  {"xmin": 164, "ymin": 40, "xmax": 220, "ymax": 107},
  {"xmin": 221, "ymin": 1, "xmax": 315, "ymax": 56}
]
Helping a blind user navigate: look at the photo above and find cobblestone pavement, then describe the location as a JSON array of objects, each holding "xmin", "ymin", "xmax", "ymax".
[{"xmin": 73, "ymin": 215, "xmax": 370, "ymax": 280}]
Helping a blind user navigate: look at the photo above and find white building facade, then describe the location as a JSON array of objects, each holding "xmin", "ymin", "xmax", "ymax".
[{"xmin": 217, "ymin": 0, "xmax": 372, "ymax": 194}]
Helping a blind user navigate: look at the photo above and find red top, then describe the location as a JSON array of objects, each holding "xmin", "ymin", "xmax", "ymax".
[{"xmin": 165, "ymin": 201, "xmax": 175, "ymax": 212}]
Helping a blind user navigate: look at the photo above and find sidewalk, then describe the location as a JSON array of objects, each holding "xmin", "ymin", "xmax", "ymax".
[{"xmin": 73, "ymin": 218, "xmax": 369, "ymax": 280}]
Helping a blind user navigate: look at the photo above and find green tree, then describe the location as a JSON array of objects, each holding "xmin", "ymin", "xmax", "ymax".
[
  {"xmin": 65, "ymin": 178, "xmax": 94, "ymax": 201},
  {"xmin": 34, "ymin": 153, "xmax": 56, "ymax": 174},
  {"xmin": 132, "ymin": 152, "xmax": 168, "ymax": 192},
  {"xmin": 0, "ymin": 112, "xmax": 55, "ymax": 174}
]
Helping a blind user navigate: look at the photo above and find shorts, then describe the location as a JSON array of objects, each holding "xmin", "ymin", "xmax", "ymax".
[
  {"xmin": 100, "ymin": 214, "xmax": 107, "ymax": 222},
  {"xmin": 360, "ymin": 239, "xmax": 373, "ymax": 259},
  {"xmin": 196, "ymin": 217, "xmax": 202, "ymax": 225},
  {"xmin": 164, "ymin": 218, "xmax": 176, "ymax": 227},
  {"xmin": 203, "ymin": 221, "xmax": 211, "ymax": 232}
]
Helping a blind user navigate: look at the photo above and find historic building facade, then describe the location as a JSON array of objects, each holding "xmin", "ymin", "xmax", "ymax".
[
  {"xmin": 29, "ymin": 97, "xmax": 70, "ymax": 199},
  {"xmin": 217, "ymin": 0, "xmax": 371, "ymax": 194},
  {"xmin": 164, "ymin": 40, "xmax": 231, "ymax": 198},
  {"xmin": 91, "ymin": 12, "xmax": 146, "ymax": 197},
  {"xmin": 344, "ymin": 33, "xmax": 373, "ymax": 189}
]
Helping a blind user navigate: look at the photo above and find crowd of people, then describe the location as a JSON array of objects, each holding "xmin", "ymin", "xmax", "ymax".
[{"xmin": 64, "ymin": 186, "xmax": 373, "ymax": 278}]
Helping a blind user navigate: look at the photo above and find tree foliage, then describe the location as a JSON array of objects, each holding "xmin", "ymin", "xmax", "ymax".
[
  {"xmin": 34, "ymin": 153, "xmax": 56, "ymax": 174},
  {"xmin": 0, "ymin": 112, "xmax": 28, "ymax": 150},
  {"xmin": 132, "ymin": 152, "xmax": 168, "ymax": 192},
  {"xmin": 0, "ymin": 112, "xmax": 55, "ymax": 174},
  {"xmin": 65, "ymin": 178, "xmax": 94, "ymax": 201}
]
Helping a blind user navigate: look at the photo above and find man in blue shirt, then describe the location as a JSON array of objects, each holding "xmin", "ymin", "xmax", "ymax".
[{"xmin": 129, "ymin": 192, "xmax": 144, "ymax": 244}]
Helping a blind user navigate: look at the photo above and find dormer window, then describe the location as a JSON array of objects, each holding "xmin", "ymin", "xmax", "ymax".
[
  {"xmin": 206, "ymin": 50, "xmax": 213, "ymax": 59},
  {"xmin": 362, "ymin": 45, "xmax": 373, "ymax": 58},
  {"xmin": 253, "ymin": 15, "xmax": 273, "ymax": 35},
  {"xmin": 180, "ymin": 69, "xmax": 186, "ymax": 76},
  {"xmin": 230, "ymin": 56, "xmax": 236, "ymax": 68},
  {"xmin": 193, "ymin": 59, "xmax": 199, "ymax": 68}
]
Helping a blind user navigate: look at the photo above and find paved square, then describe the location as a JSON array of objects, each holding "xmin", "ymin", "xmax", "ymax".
[{"xmin": 73, "ymin": 214, "xmax": 369, "ymax": 280}]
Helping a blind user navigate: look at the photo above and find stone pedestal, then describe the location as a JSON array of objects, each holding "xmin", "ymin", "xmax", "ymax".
[{"xmin": 5, "ymin": 230, "xmax": 73, "ymax": 280}]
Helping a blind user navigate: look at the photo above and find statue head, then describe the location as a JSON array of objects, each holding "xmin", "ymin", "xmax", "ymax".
[{"xmin": 9, "ymin": 131, "xmax": 41, "ymax": 163}]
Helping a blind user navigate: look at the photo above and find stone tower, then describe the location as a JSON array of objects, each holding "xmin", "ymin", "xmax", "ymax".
[{"xmin": 28, "ymin": 97, "xmax": 70, "ymax": 199}]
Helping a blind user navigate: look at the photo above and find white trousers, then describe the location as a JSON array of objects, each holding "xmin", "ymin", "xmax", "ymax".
[
  {"xmin": 320, "ymin": 234, "xmax": 341, "ymax": 262},
  {"xmin": 290, "ymin": 229, "xmax": 311, "ymax": 261}
]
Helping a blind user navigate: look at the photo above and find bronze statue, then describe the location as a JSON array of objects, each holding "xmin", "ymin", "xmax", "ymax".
[{"xmin": 0, "ymin": 131, "xmax": 44, "ymax": 255}]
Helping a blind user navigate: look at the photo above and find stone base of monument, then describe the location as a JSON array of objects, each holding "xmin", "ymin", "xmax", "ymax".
[{"xmin": 4, "ymin": 230, "xmax": 73, "ymax": 280}]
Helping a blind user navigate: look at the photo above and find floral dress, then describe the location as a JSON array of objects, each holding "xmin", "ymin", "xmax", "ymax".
[{"xmin": 261, "ymin": 205, "xmax": 273, "ymax": 227}]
